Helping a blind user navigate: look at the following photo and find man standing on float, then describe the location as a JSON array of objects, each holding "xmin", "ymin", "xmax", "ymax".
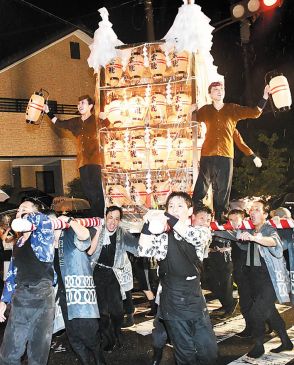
[
  {"xmin": 192, "ymin": 82, "xmax": 270, "ymax": 222},
  {"xmin": 45, "ymin": 95, "xmax": 104, "ymax": 218}
]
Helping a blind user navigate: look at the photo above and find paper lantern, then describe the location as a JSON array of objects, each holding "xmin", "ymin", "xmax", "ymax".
[
  {"xmin": 152, "ymin": 180, "xmax": 171, "ymax": 206},
  {"xmin": 129, "ymin": 136, "xmax": 147, "ymax": 170},
  {"xmin": 106, "ymin": 184, "xmax": 130, "ymax": 206},
  {"xmin": 104, "ymin": 99, "xmax": 124, "ymax": 127},
  {"xmin": 269, "ymin": 74, "xmax": 292, "ymax": 111},
  {"xmin": 105, "ymin": 57, "xmax": 123, "ymax": 87},
  {"xmin": 150, "ymin": 137, "xmax": 167, "ymax": 169},
  {"xmin": 104, "ymin": 139, "xmax": 127, "ymax": 169},
  {"xmin": 149, "ymin": 50, "xmax": 167, "ymax": 81},
  {"xmin": 167, "ymin": 137, "xmax": 193, "ymax": 169},
  {"xmin": 172, "ymin": 92, "xmax": 192, "ymax": 117},
  {"xmin": 171, "ymin": 51, "xmax": 189, "ymax": 80},
  {"xmin": 128, "ymin": 52, "xmax": 145, "ymax": 84},
  {"xmin": 130, "ymin": 182, "xmax": 147, "ymax": 205},
  {"xmin": 128, "ymin": 96, "xmax": 147, "ymax": 126},
  {"xmin": 26, "ymin": 91, "xmax": 45, "ymax": 124},
  {"xmin": 166, "ymin": 114, "xmax": 186, "ymax": 125},
  {"xmin": 172, "ymin": 178, "xmax": 192, "ymax": 194},
  {"xmin": 150, "ymin": 93, "xmax": 167, "ymax": 125}
]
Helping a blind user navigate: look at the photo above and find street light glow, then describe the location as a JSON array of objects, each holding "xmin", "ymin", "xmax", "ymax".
[
  {"xmin": 232, "ymin": 4, "xmax": 245, "ymax": 18},
  {"xmin": 263, "ymin": 0, "xmax": 279, "ymax": 6},
  {"xmin": 248, "ymin": 0, "xmax": 260, "ymax": 12},
  {"xmin": 230, "ymin": 0, "xmax": 283, "ymax": 20}
]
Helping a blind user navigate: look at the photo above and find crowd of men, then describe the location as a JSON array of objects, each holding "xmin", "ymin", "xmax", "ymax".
[
  {"xmin": 0, "ymin": 80, "xmax": 293, "ymax": 364},
  {"xmin": 0, "ymin": 194, "xmax": 293, "ymax": 365}
]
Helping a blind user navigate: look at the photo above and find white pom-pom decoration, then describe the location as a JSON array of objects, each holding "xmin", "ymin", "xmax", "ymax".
[{"xmin": 87, "ymin": 7, "xmax": 124, "ymax": 71}]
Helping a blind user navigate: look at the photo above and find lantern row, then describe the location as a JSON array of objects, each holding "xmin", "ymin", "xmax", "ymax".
[
  {"xmin": 105, "ymin": 47, "xmax": 190, "ymax": 87},
  {"xmin": 102, "ymin": 129, "xmax": 198, "ymax": 171},
  {"xmin": 103, "ymin": 170, "xmax": 193, "ymax": 209},
  {"xmin": 102, "ymin": 83, "xmax": 192, "ymax": 129}
]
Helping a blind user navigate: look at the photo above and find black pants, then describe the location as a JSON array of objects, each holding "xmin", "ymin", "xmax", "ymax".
[
  {"xmin": 133, "ymin": 257, "xmax": 159, "ymax": 294},
  {"xmin": 152, "ymin": 307, "xmax": 169, "ymax": 349},
  {"xmin": 79, "ymin": 164, "xmax": 105, "ymax": 218},
  {"xmin": 164, "ymin": 312, "xmax": 218, "ymax": 365},
  {"xmin": 192, "ymin": 156, "xmax": 233, "ymax": 216},
  {"xmin": 160, "ymin": 276, "xmax": 218, "ymax": 365},
  {"xmin": 204, "ymin": 252, "xmax": 234, "ymax": 311},
  {"xmin": 0, "ymin": 282, "xmax": 55, "ymax": 365},
  {"xmin": 123, "ymin": 289, "xmax": 135, "ymax": 315},
  {"xmin": 58, "ymin": 289, "xmax": 102, "ymax": 365},
  {"xmin": 93, "ymin": 266, "xmax": 124, "ymax": 346},
  {"xmin": 242, "ymin": 261, "xmax": 286, "ymax": 342},
  {"xmin": 232, "ymin": 247, "xmax": 252, "ymax": 327}
]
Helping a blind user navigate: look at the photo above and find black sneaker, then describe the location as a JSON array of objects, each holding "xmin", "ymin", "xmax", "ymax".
[
  {"xmin": 145, "ymin": 307, "xmax": 157, "ymax": 318},
  {"xmin": 235, "ymin": 328, "xmax": 252, "ymax": 338},
  {"xmin": 210, "ymin": 306, "xmax": 225, "ymax": 314},
  {"xmin": 209, "ymin": 307, "xmax": 225, "ymax": 318},
  {"xmin": 270, "ymin": 341, "xmax": 293, "ymax": 353},
  {"xmin": 121, "ymin": 314, "xmax": 135, "ymax": 329},
  {"xmin": 218, "ymin": 299, "xmax": 238, "ymax": 318},
  {"xmin": 247, "ymin": 343, "xmax": 265, "ymax": 358}
]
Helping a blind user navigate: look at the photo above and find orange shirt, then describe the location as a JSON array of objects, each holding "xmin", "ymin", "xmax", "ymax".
[
  {"xmin": 55, "ymin": 114, "xmax": 102, "ymax": 168},
  {"xmin": 197, "ymin": 103, "xmax": 261, "ymax": 158},
  {"xmin": 233, "ymin": 129, "xmax": 253, "ymax": 156}
]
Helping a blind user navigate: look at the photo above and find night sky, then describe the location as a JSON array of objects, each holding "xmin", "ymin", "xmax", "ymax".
[{"xmin": 1, "ymin": 1, "xmax": 293, "ymax": 101}]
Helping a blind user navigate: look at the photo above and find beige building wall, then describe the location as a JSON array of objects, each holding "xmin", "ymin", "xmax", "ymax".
[
  {"xmin": 0, "ymin": 31, "xmax": 96, "ymax": 158},
  {"xmin": 0, "ymin": 160, "xmax": 13, "ymax": 186},
  {"xmin": 60, "ymin": 159, "xmax": 79, "ymax": 195},
  {"xmin": 0, "ymin": 33, "xmax": 95, "ymax": 104},
  {"xmin": 20, "ymin": 165, "xmax": 44, "ymax": 188},
  {"xmin": 0, "ymin": 111, "xmax": 76, "ymax": 157},
  {"xmin": 0, "ymin": 31, "xmax": 95, "ymax": 194}
]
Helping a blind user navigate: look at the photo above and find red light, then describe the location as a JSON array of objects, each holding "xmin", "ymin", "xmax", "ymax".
[
  {"xmin": 263, "ymin": 0, "xmax": 277, "ymax": 6},
  {"xmin": 261, "ymin": 0, "xmax": 281, "ymax": 8}
]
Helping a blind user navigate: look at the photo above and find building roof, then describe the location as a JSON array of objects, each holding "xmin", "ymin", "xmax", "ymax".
[{"xmin": 0, "ymin": 29, "xmax": 93, "ymax": 72}]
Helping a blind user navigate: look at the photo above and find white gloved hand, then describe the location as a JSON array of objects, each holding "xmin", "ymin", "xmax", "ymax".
[
  {"xmin": 99, "ymin": 112, "xmax": 107, "ymax": 120},
  {"xmin": 11, "ymin": 218, "xmax": 33, "ymax": 232},
  {"xmin": 148, "ymin": 219, "xmax": 168, "ymax": 235},
  {"xmin": 191, "ymin": 103, "xmax": 197, "ymax": 112},
  {"xmin": 143, "ymin": 210, "xmax": 168, "ymax": 234},
  {"xmin": 143, "ymin": 209, "xmax": 165, "ymax": 223},
  {"xmin": 253, "ymin": 156, "xmax": 262, "ymax": 168}
]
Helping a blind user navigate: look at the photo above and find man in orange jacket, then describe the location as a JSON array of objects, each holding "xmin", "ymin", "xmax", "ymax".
[{"xmin": 192, "ymin": 81, "xmax": 269, "ymax": 222}]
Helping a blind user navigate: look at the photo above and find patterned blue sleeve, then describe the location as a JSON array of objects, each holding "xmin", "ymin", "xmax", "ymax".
[
  {"xmin": 27, "ymin": 212, "xmax": 55, "ymax": 262},
  {"xmin": 1, "ymin": 257, "xmax": 17, "ymax": 303}
]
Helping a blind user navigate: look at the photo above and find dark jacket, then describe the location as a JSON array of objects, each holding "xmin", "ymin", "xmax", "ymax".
[{"xmin": 55, "ymin": 114, "xmax": 102, "ymax": 168}]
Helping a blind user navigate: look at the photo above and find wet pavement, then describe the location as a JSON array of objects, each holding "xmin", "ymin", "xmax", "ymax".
[{"xmin": 1, "ymin": 291, "xmax": 294, "ymax": 365}]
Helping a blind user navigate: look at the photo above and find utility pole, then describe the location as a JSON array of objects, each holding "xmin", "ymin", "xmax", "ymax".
[
  {"xmin": 144, "ymin": 0, "xmax": 155, "ymax": 41},
  {"xmin": 240, "ymin": 19, "xmax": 252, "ymax": 105}
]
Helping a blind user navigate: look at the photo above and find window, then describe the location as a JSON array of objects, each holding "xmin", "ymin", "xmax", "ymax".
[
  {"xmin": 36, "ymin": 171, "xmax": 55, "ymax": 194},
  {"xmin": 70, "ymin": 42, "xmax": 80, "ymax": 59}
]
